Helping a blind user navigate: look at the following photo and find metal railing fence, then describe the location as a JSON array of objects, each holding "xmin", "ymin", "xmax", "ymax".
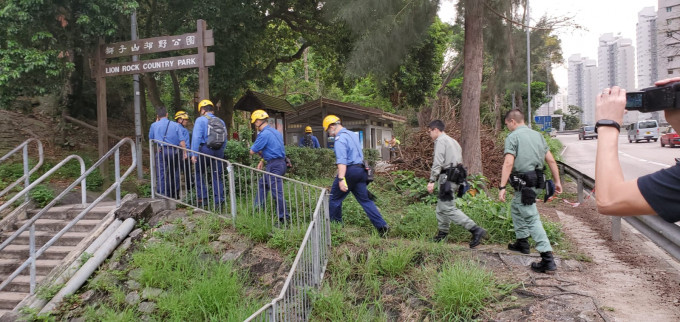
[
  {"xmin": 557, "ymin": 160, "xmax": 680, "ymax": 261},
  {"xmin": 0, "ymin": 138, "xmax": 44, "ymax": 201},
  {"xmin": 0, "ymin": 138, "xmax": 137, "ymax": 294},
  {"xmin": 149, "ymin": 139, "xmax": 332, "ymax": 321}
]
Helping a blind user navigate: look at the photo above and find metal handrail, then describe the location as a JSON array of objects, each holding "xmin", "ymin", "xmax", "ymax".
[
  {"xmin": 245, "ymin": 189, "xmax": 330, "ymax": 321},
  {"xmin": 0, "ymin": 155, "xmax": 86, "ymax": 214},
  {"xmin": 0, "ymin": 138, "xmax": 44, "ymax": 199},
  {"xmin": 0, "ymin": 138, "xmax": 137, "ymax": 294}
]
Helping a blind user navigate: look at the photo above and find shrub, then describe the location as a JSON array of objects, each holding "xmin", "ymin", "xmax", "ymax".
[
  {"xmin": 433, "ymin": 261, "xmax": 494, "ymax": 321},
  {"xmin": 30, "ymin": 184, "xmax": 55, "ymax": 208},
  {"xmin": 284, "ymin": 146, "xmax": 337, "ymax": 180},
  {"xmin": 225, "ymin": 140, "xmax": 253, "ymax": 165}
]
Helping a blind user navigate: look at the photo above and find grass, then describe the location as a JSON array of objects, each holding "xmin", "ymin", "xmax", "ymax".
[{"xmin": 433, "ymin": 261, "xmax": 495, "ymax": 321}]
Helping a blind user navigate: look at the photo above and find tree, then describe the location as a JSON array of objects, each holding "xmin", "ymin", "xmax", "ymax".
[
  {"xmin": 0, "ymin": 0, "xmax": 138, "ymax": 110},
  {"xmin": 460, "ymin": 0, "xmax": 484, "ymax": 175}
]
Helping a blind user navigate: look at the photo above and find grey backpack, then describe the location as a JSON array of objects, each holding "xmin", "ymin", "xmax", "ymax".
[{"xmin": 204, "ymin": 115, "xmax": 227, "ymax": 149}]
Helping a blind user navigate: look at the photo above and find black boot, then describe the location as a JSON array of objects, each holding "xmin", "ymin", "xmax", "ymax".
[
  {"xmin": 469, "ymin": 226, "xmax": 487, "ymax": 248},
  {"xmin": 531, "ymin": 251, "xmax": 557, "ymax": 274},
  {"xmin": 376, "ymin": 226, "xmax": 390, "ymax": 238},
  {"xmin": 432, "ymin": 231, "xmax": 448, "ymax": 242},
  {"xmin": 508, "ymin": 238, "xmax": 530, "ymax": 254}
]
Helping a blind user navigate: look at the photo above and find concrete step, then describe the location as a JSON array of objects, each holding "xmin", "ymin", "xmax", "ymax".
[
  {"xmin": 0, "ymin": 291, "xmax": 28, "ymax": 310},
  {"xmin": 27, "ymin": 204, "xmax": 113, "ymax": 221},
  {"xmin": 0, "ymin": 274, "xmax": 46, "ymax": 293},
  {"xmin": 0, "ymin": 259, "xmax": 62, "ymax": 275},
  {"xmin": 0, "ymin": 245, "xmax": 72, "ymax": 260},
  {"xmin": 16, "ymin": 218, "xmax": 100, "ymax": 233},
  {"xmin": 1, "ymin": 230, "xmax": 89, "ymax": 247}
]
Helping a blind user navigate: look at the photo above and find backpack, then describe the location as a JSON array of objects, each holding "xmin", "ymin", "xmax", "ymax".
[
  {"xmin": 303, "ymin": 134, "xmax": 313, "ymax": 148},
  {"xmin": 204, "ymin": 115, "xmax": 227, "ymax": 149}
]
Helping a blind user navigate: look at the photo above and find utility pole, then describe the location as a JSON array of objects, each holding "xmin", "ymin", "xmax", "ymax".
[
  {"xmin": 526, "ymin": 0, "xmax": 531, "ymax": 126},
  {"xmin": 131, "ymin": 10, "xmax": 143, "ymax": 179}
]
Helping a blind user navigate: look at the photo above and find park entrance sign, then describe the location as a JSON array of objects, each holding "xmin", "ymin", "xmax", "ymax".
[{"xmin": 94, "ymin": 19, "xmax": 214, "ymax": 178}]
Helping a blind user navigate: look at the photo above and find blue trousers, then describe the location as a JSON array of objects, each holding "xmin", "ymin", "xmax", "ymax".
[
  {"xmin": 255, "ymin": 158, "xmax": 289, "ymax": 219},
  {"xmin": 156, "ymin": 148, "xmax": 179, "ymax": 198},
  {"xmin": 195, "ymin": 145, "xmax": 225, "ymax": 203},
  {"xmin": 329, "ymin": 165, "xmax": 387, "ymax": 229}
]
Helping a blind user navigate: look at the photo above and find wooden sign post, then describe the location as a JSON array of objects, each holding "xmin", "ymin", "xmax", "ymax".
[{"xmin": 95, "ymin": 19, "xmax": 214, "ymax": 180}]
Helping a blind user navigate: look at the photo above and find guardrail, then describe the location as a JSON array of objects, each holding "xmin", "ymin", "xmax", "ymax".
[
  {"xmin": 0, "ymin": 138, "xmax": 137, "ymax": 294},
  {"xmin": 557, "ymin": 160, "xmax": 680, "ymax": 260},
  {"xmin": 0, "ymin": 138, "xmax": 44, "ymax": 202},
  {"xmin": 149, "ymin": 139, "xmax": 331, "ymax": 321}
]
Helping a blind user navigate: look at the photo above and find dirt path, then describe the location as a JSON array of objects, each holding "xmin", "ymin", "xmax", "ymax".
[{"xmin": 548, "ymin": 198, "xmax": 680, "ymax": 320}]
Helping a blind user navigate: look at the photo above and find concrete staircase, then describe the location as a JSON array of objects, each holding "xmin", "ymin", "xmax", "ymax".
[{"xmin": 0, "ymin": 202, "xmax": 117, "ymax": 316}]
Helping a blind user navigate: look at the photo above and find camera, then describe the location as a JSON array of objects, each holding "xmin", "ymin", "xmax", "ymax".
[{"xmin": 626, "ymin": 82, "xmax": 680, "ymax": 112}]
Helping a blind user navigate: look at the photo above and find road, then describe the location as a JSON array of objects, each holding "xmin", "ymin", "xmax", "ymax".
[{"xmin": 558, "ymin": 133, "xmax": 677, "ymax": 180}]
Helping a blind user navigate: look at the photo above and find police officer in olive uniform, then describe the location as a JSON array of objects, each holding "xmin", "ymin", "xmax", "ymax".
[
  {"xmin": 427, "ymin": 120, "xmax": 487, "ymax": 247},
  {"xmin": 324, "ymin": 115, "xmax": 389, "ymax": 237},
  {"xmin": 499, "ymin": 109, "xmax": 563, "ymax": 274}
]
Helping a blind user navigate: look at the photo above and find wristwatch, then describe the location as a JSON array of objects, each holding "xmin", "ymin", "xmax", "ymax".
[
  {"xmin": 595, "ymin": 119, "xmax": 621, "ymax": 133},
  {"xmin": 498, "ymin": 185, "xmax": 506, "ymax": 190}
]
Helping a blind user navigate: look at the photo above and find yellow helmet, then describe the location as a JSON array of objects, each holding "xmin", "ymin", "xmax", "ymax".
[
  {"xmin": 305, "ymin": 126, "xmax": 312, "ymax": 133},
  {"xmin": 174, "ymin": 111, "xmax": 189, "ymax": 120},
  {"xmin": 197, "ymin": 99, "xmax": 214, "ymax": 113},
  {"xmin": 323, "ymin": 115, "xmax": 340, "ymax": 131},
  {"xmin": 250, "ymin": 109, "xmax": 269, "ymax": 123}
]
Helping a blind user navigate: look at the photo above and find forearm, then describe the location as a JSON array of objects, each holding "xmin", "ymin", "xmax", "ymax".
[
  {"xmin": 595, "ymin": 127, "xmax": 625, "ymax": 207},
  {"xmin": 500, "ymin": 162, "xmax": 513, "ymax": 187},
  {"xmin": 337, "ymin": 164, "xmax": 347, "ymax": 179},
  {"xmin": 545, "ymin": 152, "xmax": 561, "ymax": 185}
]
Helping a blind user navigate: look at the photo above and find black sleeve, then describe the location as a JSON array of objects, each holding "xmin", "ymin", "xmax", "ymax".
[{"xmin": 637, "ymin": 164, "xmax": 680, "ymax": 223}]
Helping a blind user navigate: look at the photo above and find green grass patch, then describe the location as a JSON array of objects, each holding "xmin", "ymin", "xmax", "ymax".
[{"xmin": 433, "ymin": 260, "xmax": 495, "ymax": 321}]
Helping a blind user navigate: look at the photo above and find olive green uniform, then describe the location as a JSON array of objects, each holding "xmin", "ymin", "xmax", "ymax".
[
  {"xmin": 430, "ymin": 133, "xmax": 477, "ymax": 232},
  {"xmin": 504, "ymin": 125, "xmax": 552, "ymax": 253}
]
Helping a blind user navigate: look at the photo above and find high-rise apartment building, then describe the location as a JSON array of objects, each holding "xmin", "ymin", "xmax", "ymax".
[
  {"xmin": 655, "ymin": 0, "xmax": 680, "ymax": 124},
  {"xmin": 637, "ymin": 7, "xmax": 658, "ymax": 88},
  {"xmin": 568, "ymin": 54, "xmax": 599, "ymax": 125},
  {"xmin": 598, "ymin": 33, "xmax": 636, "ymax": 123}
]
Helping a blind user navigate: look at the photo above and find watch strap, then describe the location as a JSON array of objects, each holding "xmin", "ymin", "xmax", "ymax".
[{"xmin": 595, "ymin": 119, "xmax": 621, "ymax": 133}]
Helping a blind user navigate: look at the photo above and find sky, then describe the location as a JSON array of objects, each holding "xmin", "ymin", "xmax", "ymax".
[{"xmin": 438, "ymin": 0, "xmax": 658, "ymax": 94}]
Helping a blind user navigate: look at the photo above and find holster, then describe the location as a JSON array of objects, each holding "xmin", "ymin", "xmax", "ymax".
[
  {"xmin": 511, "ymin": 171, "xmax": 538, "ymax": 206},
  {"xmin": 438, "ymin": 174, "xmax": 454, "ymax": 201}
]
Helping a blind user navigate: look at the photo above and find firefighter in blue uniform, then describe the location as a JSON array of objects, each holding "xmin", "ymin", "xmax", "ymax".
[
  {"xmin": 149, "ymin": 107, "xmax": 186, "ymax": 198},
  {"xmin": 249, "ymin": 109, "xmax": 290, "ymax": 225},
  {"xmin": 190, "ymin": 100, "xmax": 227, "ymax": 207},
  {"xmin": 323, "ymin": 115, "xmax": 389, "ymax": 236},
  {"xmin": 298, "ymin": 126, "xmax": 320, "ymax": 148},
  {"xmin": 175, "ymin": 111, "xmax": 192, "ymax": 193}
]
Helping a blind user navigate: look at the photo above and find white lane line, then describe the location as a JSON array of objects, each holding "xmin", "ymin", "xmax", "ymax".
[
  {"xmin": 618, "ymin": 152, "xmax": 671, "ymax": 168},
  {"xmin": 649, "ymin": 161, "xmax": 671, "ymax": 168},
  {"xmin": 561, "ymin": 146, "xmax": 568, "ymax": 156}
]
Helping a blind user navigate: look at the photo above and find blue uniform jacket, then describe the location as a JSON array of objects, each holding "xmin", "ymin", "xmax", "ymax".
[
  {"xmin": 333, "ymin": 128, "xmax": 363, "ymax": 165},
  {"xmin": 250, "ymin": 125, "xmax": 286, "ymax": 161}
]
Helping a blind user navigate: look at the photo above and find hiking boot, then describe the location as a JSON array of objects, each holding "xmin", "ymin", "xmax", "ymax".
[
  {"xmin": 431, "ymin": 231, "xmax": 448, "ymax": 242},
  {"xmin": 376, "ymin": 226, "xmax": 390, "ymax": 238},
  {"xmin": 531, "ymin": 251, "xmax": 557, "ymax": 274},
  {"xmin": 508, "ymin": 238, "xmax": 530, "ymax": 254},
  {"xmin": 469, "ymin": 226, "xmax": 487, "ymax": 248}
]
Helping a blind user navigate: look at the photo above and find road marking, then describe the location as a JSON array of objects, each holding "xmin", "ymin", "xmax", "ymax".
[
  {"xmin": 561, "ymin": 146, "xmax": 568, "ymax": 156},
  {"xmin": 618, "ymin": 152, "xmax": 671, "ymax": 168}
]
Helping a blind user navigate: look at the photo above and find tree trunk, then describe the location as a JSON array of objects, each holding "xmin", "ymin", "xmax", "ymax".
[
  {"xmin": 169, "ymin": 70, "xmax": 181, "ymax": 111},
  {"xmin": 494, "ymin": 93, "xmax": 502, "ymax": 133},
  {"xmin": 140, "ymin": 78, "xmax": 149, "ymax": 135},
  {"xmin": 214, "ymin": 92, "xmax": 234, "ymax": 134},
  {"xmin": 142, "ymin": 73, "xmax": 164, "ymax": 110},
  {"xmin": 460, "ymin": 0, "xmax": 484, "ymax": 175}
]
